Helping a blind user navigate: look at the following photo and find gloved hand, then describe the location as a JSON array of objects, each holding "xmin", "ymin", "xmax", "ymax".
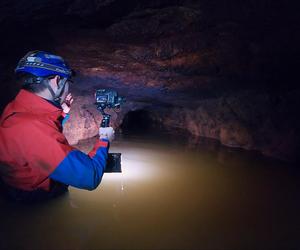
[{"xmin": 99, "ymin": 127, "xmax": 115, "ymax": 142}]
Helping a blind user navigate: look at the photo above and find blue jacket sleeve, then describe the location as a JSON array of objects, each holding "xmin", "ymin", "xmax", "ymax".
[{"xmin": 49, "ymin": 140, "xmax": 109, "ymax": 190}]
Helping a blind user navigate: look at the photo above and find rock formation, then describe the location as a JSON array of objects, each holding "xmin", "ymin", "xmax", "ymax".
[{"xmin": 0, "ymin": 0, "xmax": 299, "ymax": 162}]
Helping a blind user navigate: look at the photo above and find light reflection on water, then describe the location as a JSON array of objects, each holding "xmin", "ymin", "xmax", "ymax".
[{"xmin": 0, "ymin": 135, "xmax": 299, "ymax": 250}]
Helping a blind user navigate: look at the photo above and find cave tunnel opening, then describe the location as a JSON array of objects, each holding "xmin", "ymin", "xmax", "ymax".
[{"xmin": 120, "ymin": 109, "xmax": 162, "ymax": 136}]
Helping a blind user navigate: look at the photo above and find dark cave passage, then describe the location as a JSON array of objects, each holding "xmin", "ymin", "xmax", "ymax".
[{"xmin": 120, "ymin": 109, "xmax": 161, "ymax": 135}]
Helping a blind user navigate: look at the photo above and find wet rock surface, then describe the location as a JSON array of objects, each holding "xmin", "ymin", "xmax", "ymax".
[
  {"xmin": 0, "ymin": 0, "xmax": 299, "ymax": 162},
  {"xmin": 63, "ymin": 80, "xmax": 300, "ymax": 162}
]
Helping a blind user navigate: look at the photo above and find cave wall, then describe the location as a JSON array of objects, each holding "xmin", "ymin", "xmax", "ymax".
[{"xmin": 0, "ymin": 0, "xmax": 299, "ymax": 162}]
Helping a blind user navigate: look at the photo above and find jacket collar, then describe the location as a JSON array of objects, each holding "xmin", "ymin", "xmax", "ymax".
[{"xmin": 4, "ymin": 89, "xmax": 63, "ymax": 120}]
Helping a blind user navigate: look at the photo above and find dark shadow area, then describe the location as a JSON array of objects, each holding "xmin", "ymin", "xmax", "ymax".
[{"xmin": 120, "ymin": 109, "xmax": 161, "ymax": 135}]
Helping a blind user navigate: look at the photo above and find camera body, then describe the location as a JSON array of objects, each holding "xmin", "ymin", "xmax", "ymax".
[{"xmin": 95, "ymin": 89, "xmax": 125, "ymax": 110}]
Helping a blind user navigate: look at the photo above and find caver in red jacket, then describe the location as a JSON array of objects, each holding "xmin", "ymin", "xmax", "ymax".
[{"xmin": 0, "ymin": 89, "xmax": 108, "ymax": 193}]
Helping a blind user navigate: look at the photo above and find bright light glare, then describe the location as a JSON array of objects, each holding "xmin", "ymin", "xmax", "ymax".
[{"xmin": 103, "ymin": 147, "xmax": 161, "ymax": 182}]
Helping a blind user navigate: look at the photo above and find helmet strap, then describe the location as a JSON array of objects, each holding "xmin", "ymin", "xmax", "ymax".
[
  {"xmin": 23, "ymin": 76, "xmax": 44, "ymax": 85},
  {"xmin": 42, "ymin": 77, "xmax": 67, "ymax": 104},
  {"xmin": 54, "ymin": 78, "xmax": 68, "ymax": 103}
]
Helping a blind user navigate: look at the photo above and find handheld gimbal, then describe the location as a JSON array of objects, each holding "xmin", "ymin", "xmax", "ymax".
[{"xmin": 95, "ymin": 89, "xmax": 125, "ymax": 173}]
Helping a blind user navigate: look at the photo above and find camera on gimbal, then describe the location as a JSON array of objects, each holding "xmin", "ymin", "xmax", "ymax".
[
  {"xmin": 95, "ymin": 89, "xmax": 125, "ymax": 128},
  {"xmin": 95, "ymin": 89, "xmax": 125, "ymax": 109},
  {"xmin": 95, "ymin": 89, "xmax": 125, "ymax": 173}
]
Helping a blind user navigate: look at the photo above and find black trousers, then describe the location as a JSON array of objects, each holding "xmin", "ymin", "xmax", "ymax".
[{"xmin": 0, "ymin": 179, "xmax": 68, "ymax": 203}]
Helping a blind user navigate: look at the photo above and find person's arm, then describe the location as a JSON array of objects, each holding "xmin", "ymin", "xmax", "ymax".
[{"xmin": 50, "ymin": 139, "xmax": 109, "ymax": 190}]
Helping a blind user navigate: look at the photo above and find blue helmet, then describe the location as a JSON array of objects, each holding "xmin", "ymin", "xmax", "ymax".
[{"xmin": 15, "ymin": 51, "xmax": 73, "ymax": 79}]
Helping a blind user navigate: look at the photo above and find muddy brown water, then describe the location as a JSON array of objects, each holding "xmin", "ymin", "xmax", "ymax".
[{"xmin": 0, "ymin": 134, "xmax": 299, "ymax": 250}]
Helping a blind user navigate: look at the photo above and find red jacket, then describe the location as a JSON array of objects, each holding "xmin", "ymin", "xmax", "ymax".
[{"xmin": 0, "ymin": 89, "xmax": 108, "ymax": 191}]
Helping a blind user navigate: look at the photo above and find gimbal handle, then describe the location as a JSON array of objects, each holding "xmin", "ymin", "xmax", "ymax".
[
  {"xmin": 97, "ymin": 106, "xmax": 111, "ymax": 128},
  {"xmin": 101, "ymin": 114, "xmax": 111, "ymax": 128}
]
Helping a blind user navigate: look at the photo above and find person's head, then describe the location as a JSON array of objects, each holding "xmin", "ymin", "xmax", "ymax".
[{"xmin": 15, "ymin": 51, "xmax": 74, "ymax": 104}]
